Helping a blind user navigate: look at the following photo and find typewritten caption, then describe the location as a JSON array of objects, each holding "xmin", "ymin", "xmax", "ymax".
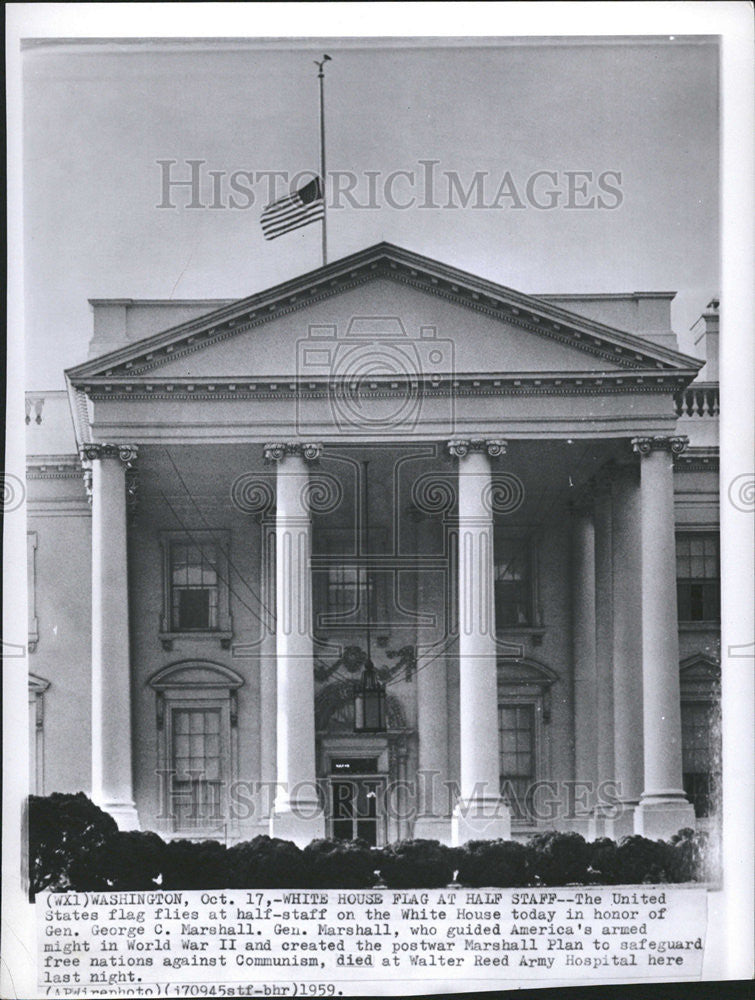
[{"xmin": 38, "ymin": 887, "xmax": 707, "ymax": 996}]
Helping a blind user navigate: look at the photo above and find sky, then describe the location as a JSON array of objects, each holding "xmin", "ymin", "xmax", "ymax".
[{"xmin": 22, "ymin": 36, "xmax": 720, "ymax": 388}]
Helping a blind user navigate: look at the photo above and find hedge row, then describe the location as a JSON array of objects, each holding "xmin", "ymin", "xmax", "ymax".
[{"xmin": 28, "ymin": 793, "xmax": 716, "ymax": 899}]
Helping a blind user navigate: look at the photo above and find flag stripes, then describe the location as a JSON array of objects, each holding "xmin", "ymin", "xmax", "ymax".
[{"xmin": 260, "ymin": 177, "xmax": 324, "ymax": 240}]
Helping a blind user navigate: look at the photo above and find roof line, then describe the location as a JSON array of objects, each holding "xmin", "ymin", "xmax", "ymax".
[{"xmin": 67, "ymin": 242, "xmax": 704, "ymax": 380}]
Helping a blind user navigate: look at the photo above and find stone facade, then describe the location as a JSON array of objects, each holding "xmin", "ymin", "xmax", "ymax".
[{"xmin": 26, "ymin": 244, "xmax": 721, "ymax": 846}]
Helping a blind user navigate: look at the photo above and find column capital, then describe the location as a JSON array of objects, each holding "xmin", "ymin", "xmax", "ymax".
[
  {"xmin": 263, "ymin": 441, "xmax": 323, "ymax": 463},
  {"xmin": 80, "ymin": 443, "xmax": 138, "ymax": 467},
  {"xmin": 631, "ymin": 435, "xmax": 688, "ymax": 457},
  {"xmin": 80, "ymin": 444, "xmax": 138, "ymax": 507},
  {"xmin": 447, "ymin": 438, "xmax": 507, "ymax": 459}
]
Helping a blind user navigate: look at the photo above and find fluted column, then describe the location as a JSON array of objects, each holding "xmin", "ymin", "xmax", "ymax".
[
  {"xmin": 448, "ymin": 439, "xmax": 511, "ymax": 844},
  {"xmin": 265, "ymin": 442, "xmax": 325, "ymax": 845},
  {"xmin": 632, "ymin": 436, "xmax": 695, "ymax": 838},
  {"xmin": 605, "ymin": 464, "xmax": 644, "ymax": 838},
  {"xmin": 82, "ymin": 443, "xmax": 139, "ymax": 830},
  {"xmin": 570, "ymin": 502, "xmax": 597, "ymax": 823}
]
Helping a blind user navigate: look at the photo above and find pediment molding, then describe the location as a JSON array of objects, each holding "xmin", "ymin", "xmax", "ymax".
[
  {"xmin": 67, "ymin": 243, "xmax": 702, "ymax": 387},
  {"xmin": 28, "ymin": 672, "xmax": 51, "ymax": 694},
  {"xmin": 498, "ymin": 657, "xmax": 559, "ymax": 688},
  {"xmin": 147, "ymin": 660, "xmax": 244, "ymax": 691},
  {"xmin": 680, "ymin": 653, "xmax": 721, "ymax": 680},
  {"xmin": 679, "ymin": 653, "xmax": 720, "ymax": 701},
  {"xmin": 76, "ymin": 369, "xmax": 693, "ymax": 402}
]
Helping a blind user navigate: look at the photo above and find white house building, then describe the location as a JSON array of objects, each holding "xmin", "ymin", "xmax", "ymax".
[{"xmin": 26, "ymin": 243, "xmax": 721, "ymax": 847}]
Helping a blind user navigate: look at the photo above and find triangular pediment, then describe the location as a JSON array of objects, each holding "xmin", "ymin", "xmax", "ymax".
[
  {"xmin": 67, "ymin": 243, "xmax": 702, "ymax": 391},
  {"xmin": 680, "ymin": 654, "xmax": 721, "ymax": 683}
]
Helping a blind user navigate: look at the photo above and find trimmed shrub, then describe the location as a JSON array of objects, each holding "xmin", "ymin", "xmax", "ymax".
[
  {"xmin": 586, "ymin": 838, "xmax": 621, "ymax": 885},
  {"xmin": 527, "ymin": 831, "xmax": 590, "ymax": 886},
  {"xmin": 457, "ymin": 839, "xmax": 529, "ymax": 888},
  {"xmin": 28, "ymin": 793, "xmax": 718, "ymax": 890},
  {"xmin": 303, "ymin": 839, "xmax": 377, "ymax": 889},
  {"xmin": 162, "ymin": 839, "xmax": 229, "ymax": 889},
  {"xmin": 72, "ymin": 830, "xmax": 166, "ymax": 891},
  {"xmin": 377, "ymin": 839, "xmax": 456, "ymax": 889},
  {"xmin": 28, "ymin": 792, "xmax": 118, "ymax": 899},
  {"xmin": 226, "ymin": 836, "xmax": 305, "ymax": 889},
  {"xmin": 614, "ymin": 835, "xmax": 673, "ymax": 884}
]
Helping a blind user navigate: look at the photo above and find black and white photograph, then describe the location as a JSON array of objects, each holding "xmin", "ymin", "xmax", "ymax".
[{"xmin": 3, "ymin": 3, "xmax": 753, "ymax": 997}]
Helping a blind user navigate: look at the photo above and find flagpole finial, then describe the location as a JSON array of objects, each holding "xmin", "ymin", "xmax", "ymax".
[{"xmin": 314, "ymin": 54, "xmax": 332, "ymax": 75}]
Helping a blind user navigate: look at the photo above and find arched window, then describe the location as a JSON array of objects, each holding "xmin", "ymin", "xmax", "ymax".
[{"xmin": 148, "ymin": 661, "xmax": 243, "ymax": 837}]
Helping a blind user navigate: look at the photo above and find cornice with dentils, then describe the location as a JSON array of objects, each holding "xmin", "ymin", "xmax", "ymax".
[{"xmin": 65, "ymin": 242, "xmax": 704, "ymax": 385}]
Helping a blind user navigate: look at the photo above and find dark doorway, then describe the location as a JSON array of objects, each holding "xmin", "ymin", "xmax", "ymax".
[{"xmin": 329, "ymin": 758, "xmax": 384, "ymax": 845}]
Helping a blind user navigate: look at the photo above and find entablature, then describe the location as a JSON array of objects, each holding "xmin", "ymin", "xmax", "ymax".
[{"xmin": 77, "ymin": 369, "xmax": 695, "ymax": 402}]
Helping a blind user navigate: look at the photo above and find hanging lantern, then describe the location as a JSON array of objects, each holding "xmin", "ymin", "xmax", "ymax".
[{"xmin": 354, "ymin": 660, "xmax": 386, "ymax": 732}]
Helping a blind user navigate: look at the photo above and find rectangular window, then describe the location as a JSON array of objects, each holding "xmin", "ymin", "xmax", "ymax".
[
  {"xmin": 681, "ymin": 701, "xmax": 719, "ymax": 818},
  {"xmin": 495, "ymin": 539, "xmax": 532, "ymax": 627},
  {"xmin": 326, "ymin": 566, "xmax": 372, "ymax": 621},
  {"xmin": 171, "ymin": 708, "xmax": 223, "ymax": 830},
  {"xmin": 499, "ymin": 703, "xmax": 535, "ymax": 820},
  {"xmin": 170, "ymin": 543, "xmax": 219, "ymax": 631},
  {"xmin": 676, "ymin": 534, "xmax": 720, "ymax": 622}
]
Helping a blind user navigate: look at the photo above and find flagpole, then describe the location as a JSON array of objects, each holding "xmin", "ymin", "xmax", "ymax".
[{"xmin": 315, "ymin": 54, "xmax": 331, "ymax": 266}]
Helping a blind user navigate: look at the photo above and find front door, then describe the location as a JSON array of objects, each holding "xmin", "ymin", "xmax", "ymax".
[{"xmin": 329, "ymin": 757, "xmax": 385, "ymax": 845}]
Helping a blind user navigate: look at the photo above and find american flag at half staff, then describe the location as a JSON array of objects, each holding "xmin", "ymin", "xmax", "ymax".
[{"xmin": 260, "ymin": 176, "xmax": 325, "ymax": 240}]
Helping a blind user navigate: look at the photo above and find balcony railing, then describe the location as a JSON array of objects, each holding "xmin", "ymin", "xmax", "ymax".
[{"xmin": 674, "ymin": 383, "xmax": 719, "ymax": 418}]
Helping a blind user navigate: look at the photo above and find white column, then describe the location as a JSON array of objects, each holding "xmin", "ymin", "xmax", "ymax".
[
  {"xmin": 258, "ymin": 521, "xmax": 277, "ymax": 832},
  {"xmin": 83, "ymin": 443, "xmax": 139, "ymax": 831},
  {"xmin": 448, "ymin": 439, "xmax": 510, "ymax": 844},
  {"xmin": 605, "ymin": 464, "xmax": 644, "ymax": 839},
  {"xmin": 632, "ymin": 436, "xmax": 695, "ymax": 838},
  {"xmin": 589, "ymin": 473, "xmax": 615, "ymax": 838},
  {"xmin": 570, "ymin": 503, "xmax": 597, "ymax": 827},
  {"xmin": 413, "ymin": 500, "xmax": 451, "ymax": 841},
  {"xmin": 266, "ymin": 442, "xmax": 325, "ymax": 845},
  {"xmin": 415, "ymin": 658, "xmax": 451, "ymax": 839}
]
